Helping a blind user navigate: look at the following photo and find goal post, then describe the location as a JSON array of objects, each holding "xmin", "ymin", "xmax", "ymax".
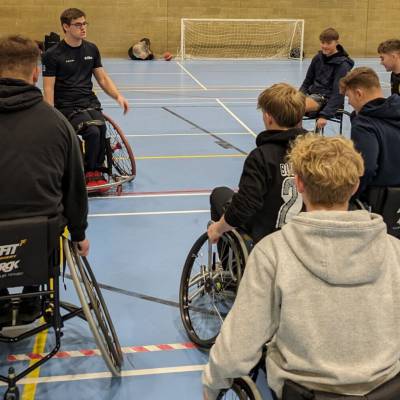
[{"xmin": 180, "ymin": 19, "xmax": 305, "ymax": 61}]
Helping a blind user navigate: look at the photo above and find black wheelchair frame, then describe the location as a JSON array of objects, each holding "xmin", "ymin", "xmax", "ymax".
[
  {"xmin": 0, "ymin": 217, "xmax": 123, "ymax": 400},
  {"xmin": 73, "ymin": 108, "xmax": 136, "ymax": 195},
  {"xmin": 303, "ymin": 109, "xmax": 351, "ymax": 135}
]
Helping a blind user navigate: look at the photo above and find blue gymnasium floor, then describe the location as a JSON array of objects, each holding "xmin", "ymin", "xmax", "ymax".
[{"xmin": 0, "ymin": 58, "xmax": 391, "ymax": 400}]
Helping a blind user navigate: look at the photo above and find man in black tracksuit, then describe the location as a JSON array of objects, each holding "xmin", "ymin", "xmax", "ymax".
[
  {"xmin": 378, "ymin": 39, "xmax": 400, "ymax": 96},
  {"xmin": 340, "ymin": 67, "xmax": 400, "ymax": 200},
  {"xmin": 0, "ymin": 35, "xmax": 89, "ymax": 322},
  {"xmin": 208, "ymin": 83, "xmax": 307, "ymax": 244},
  {"xmin": 300, "ymin": 28, "xmax": 354, "ymax": 131}
]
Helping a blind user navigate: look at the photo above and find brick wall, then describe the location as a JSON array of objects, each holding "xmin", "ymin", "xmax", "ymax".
[{"xmin": 0, "ymin": 0, "xmax": 397, "ymax": 57}]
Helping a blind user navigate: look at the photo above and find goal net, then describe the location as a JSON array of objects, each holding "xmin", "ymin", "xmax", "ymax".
[{"xmin": 180, "ymin": 19, "xmax": 304, "ymax": 60}]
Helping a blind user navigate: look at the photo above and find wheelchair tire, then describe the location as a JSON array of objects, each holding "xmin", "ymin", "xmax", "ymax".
[
  {"xmin": 103, "ymin": 114, "xmax": 136, "ymax": 178},
  {"xmin": 217, "ymin": 376, "xmax": 263, "ymax": 400},
  {"xmin": 63, "ymin": 239, "xmax": 123, "ymax": 376},
  {"xmin": 179, "ymin": 232, "xmax": 246, "ymax": 348}
]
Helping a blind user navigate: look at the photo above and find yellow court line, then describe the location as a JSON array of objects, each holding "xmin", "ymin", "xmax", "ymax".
[
  {"xmin": 136, "ymin": 154, "xmax": 246, "ymax": 160},
  {"xmin": 21, "ymin": 319, "xmax": 48, "ymax": 400}
]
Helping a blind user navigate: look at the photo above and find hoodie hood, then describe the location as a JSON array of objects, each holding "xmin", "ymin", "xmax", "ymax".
[
  {"xmin": 281, "ymin": 210, "xmax": 387, "ymax": 285},
  {"xmin": 359, "ymin": 96, "xmax": 400, "ymax": 125},
  {"xmin": 320, "ymin": 44, "xmax": 354, "ymax": 67},
  {"xmin": 256, "ymin": 127, "xmax": 307, "ymax": 147},
  {"xmin": 0, "ymin": 78, "xmax": 43, "ymax": 113}
]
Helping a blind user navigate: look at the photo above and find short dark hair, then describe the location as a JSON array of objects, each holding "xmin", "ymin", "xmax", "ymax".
[
  {"xmin": 60, "ymin": 8, "xmax": 86, "ymax": 30},
  {"xmin": 319, "ymin": 28, "xmax": 339, "ymax": 42},
  {"xmin": 0, "ymin": 35, "xmax": 39, "ymax": 78},
  {"xmin": 377, "ymin": 39, "xmax": 400, "ymax": 54},
  {"xmin": 339, "ymin": 67, "xmax": 381, "ymax": 94}
]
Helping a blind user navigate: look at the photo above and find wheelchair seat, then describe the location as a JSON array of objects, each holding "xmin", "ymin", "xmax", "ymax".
[
  {"xmin": 0, "ymin": 216, "xmax": 123, "ymax": 399},
  {"xmin": 179, "ymin": 224, "xmax": 254, "ymax": 348},
  {"xmin": 364, "ymin": 186, "xmax": 400, "ymax": 238},
  {"xmin": 303, "ymin": 108, "xmax": 350, "ymax": 135}
]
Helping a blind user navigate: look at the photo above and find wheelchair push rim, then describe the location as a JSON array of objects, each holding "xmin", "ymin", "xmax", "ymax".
[
  {"xmin": 179, "ymin": 232, "xmax": 245, "ymax": 348},
  {"xmin": 217, "ymin": 376, "xmax": 263, "ymax": 400},
  {"xmin": 63, "ymin": 239, "xmax": 123, "ymax": 376}
]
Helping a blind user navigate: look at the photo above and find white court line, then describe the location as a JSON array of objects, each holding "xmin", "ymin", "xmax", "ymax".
[
  {"xmin": 107, "ymin": 72, "xmax": 184, "ymax": 75},
  {"xmin": 102, "ymin": 97, "xmax": 256, "ymax": 101},
  {"xmin": 124, "ymin": 132, "xmax": 249, "ymax": 137},
  {"xmin": 101, "ymin": 102, "xmax": 255, "ymax": 107},
  {"xmin": 0, "ymin": 365, "xmax": 205, "ymax": 386},
  {"xmin": 176, "ymin": 62, "xmax": 208, "ymax": 90},
  {"xmin": 100, "ymin": 88, "xmax": 263, "ymax": 93},
  {"xmin": 216, "ymin": 98, "xmax": 257, "ymax": 138},
  {"xmin": 90, "ymin": 192, "xmax": 211, "ymax": 200},
  {"xmin": 88, "ymin": 210, "xmax": 209, "ymax": 217}
]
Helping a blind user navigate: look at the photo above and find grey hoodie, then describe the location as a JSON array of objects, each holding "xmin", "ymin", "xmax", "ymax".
[{"xmin": 203, "ymin": 210, "xmax": 400, "ymax": 399}]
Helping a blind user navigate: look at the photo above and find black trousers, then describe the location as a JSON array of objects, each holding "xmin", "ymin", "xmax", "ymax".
[
  {"xmin": 63, "ymin": 108, "xmax": 107, "ymax": 171},
  {"xmin": 210, "ymin": 186, "xmax": 234, "ymax": 222}
]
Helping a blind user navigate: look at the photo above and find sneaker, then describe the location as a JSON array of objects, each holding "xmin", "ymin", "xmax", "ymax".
[{"xmin": 86, "ymin": 170, "xmax": 109, "ymax": 193}]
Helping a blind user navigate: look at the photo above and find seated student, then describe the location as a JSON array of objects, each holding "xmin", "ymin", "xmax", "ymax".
[
  {"xmin": 339, "ymin": 67, "xmax": 400, "ymax": 200},
  {"xmin": 377, "ymin": 39, "xmax": 400, "ymax": 95},
  {"xmin": 42, "ymin": 8, "xmax": 129, "ymax": 188},
  {"xmin": 0, "ymin": 35, "xmax": 89, "ymax": 323},
  {"xmin": 300, "ymin": 28, "xmax": 354, "ymax": 131},
  {"xmin": 202, "ymin": 134, "xmax": 400, "ymax": 400},
  {"xmin": 207, "ymin": 83, "xmax": 307, "ymax": 245},
  {"xmin": 128, "ymin": 38, "xmax": 154, "ymax": 60}
]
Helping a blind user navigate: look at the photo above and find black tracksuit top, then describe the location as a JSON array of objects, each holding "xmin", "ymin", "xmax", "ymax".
[
  {"xmin": 224, "ymin": 127, "xmax": 307, "ymax": 243},
  {"xmin": 0, "ymin": 78, "xmax": 88, "ymax": 241}
]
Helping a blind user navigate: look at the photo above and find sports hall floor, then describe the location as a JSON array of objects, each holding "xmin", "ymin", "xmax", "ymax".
[{"xmin": 0, "ymin": 57, "xmax": 391, "ymax": 399}]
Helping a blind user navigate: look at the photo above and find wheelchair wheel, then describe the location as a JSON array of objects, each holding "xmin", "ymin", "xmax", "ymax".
[
  {"xmin": 63, "ymin": 239, "xmax": 123, "ymax": 376},
  {"xmin": 103, "ymin": 114, "xmax": 136, "ymax": 178},
  {"xmin": 179, "ymin": 231, "xmax": 246, "ymax": 348},
  {"xmin": 217, "ymin": 376, "xmax": 263, "ymax": 400}
]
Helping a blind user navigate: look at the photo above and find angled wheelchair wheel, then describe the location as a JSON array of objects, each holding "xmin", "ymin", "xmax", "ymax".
[
  {"xmin": 103, "ymin": 113, "xmax": 136, "ymax": 179},
  {"xmin": 63, "ymin": 239, "xmax": 123, "ymax": 376},
  {"xmin": 179, "ymin": 231, "xmax": 247, "ymax": 348},
  {"xmin": 217, "ymin": 376, "xmax": 263, "ymax": 400}
]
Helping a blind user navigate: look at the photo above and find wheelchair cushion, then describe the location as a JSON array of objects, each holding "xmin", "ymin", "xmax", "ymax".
[
  {"xmin": 0, "ymin": 217, "xmax": 54, "ymax": 288},
  {"xmin": 366, "ymin": 186, "xmax": 400, "ymax": 238}
]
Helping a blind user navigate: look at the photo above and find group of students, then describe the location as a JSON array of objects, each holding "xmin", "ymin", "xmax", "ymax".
[
  {"xmin": 204, "ymin": 30, "xmax": 400, "ymax": 400},
  {"xmin": 0, "ymin": 9, "xmax": 400, "ymax": 400}
]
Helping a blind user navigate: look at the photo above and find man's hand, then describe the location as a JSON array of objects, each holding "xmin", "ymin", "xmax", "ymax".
[
  {"xmin": 316, "ymin": 117, "xmax": 328, "ymax": 130},
  {"xmin": 77, "ymin": 239, "xmax": 90, "ymax": 257},
  {"xmin": 207, "ymin": 221, "xmax": 224, "ymax": 244},
  {"xmin": 116, "ymin": 95, "xmax": 129, "ymax": 114}
]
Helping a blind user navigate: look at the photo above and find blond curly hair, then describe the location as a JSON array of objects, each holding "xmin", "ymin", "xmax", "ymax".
[{"xmin": 287, "ymin": 133, "xmax": 364, "ymax": 206}]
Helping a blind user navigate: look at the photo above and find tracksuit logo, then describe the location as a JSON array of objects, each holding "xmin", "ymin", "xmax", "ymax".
[{"xmin": 0, "ymin": 240, "xmax": 27, "ymax": 273}]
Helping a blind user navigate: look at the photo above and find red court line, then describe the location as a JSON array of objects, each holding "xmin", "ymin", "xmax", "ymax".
[{"xmin": 7, "ymin": 342, "xmax": 198, "ymax": 362}]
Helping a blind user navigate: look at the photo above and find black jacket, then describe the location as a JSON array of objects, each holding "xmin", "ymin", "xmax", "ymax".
[
  {"xmin": 351, "ymin": 96, "xmax": 400, "ymax": 198},
  {"xmin": 224, "ymin": 127, "xmax": 307, "ymax": 243},
  {"xmin": 0, "ymin": 78, "xmax": 88, "ymax": 241},
  {"xmin": 300, "ymin": 45, "xmax": 354, "ymax": 118}
]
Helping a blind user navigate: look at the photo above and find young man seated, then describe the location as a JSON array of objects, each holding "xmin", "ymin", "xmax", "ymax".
[
  {"xmin": 42, "ymin": 8, "xmax": 129, "ymax": 188},
  {"xmin": 339, "ymin": 67, "xmax": 400, "ymax": 200},
  {"xmin": 203, "ymin": 134, "xmax": 400, "ymax": 400},
  {"xmin": 300, "ymin": 28, "xmax": 354, "ymax": 131},
  {"xmin": 377, "ymin": 39, "xmax": 400, "ymax": 95},
  {"xmin": 207, "ymin": 83, "xmax": 307, "ymax": 245}
]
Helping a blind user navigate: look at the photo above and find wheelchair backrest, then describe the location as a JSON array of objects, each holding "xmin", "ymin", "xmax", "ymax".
[
  {"xmin": 0, "ymin": 216, "xmax": 59, "ymax": 289},
  {"xmin": 366, "ymin": 186, "xmax": 400, "ymax": 239}
]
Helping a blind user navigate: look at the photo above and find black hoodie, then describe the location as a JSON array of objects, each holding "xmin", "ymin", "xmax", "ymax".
[
  {"xmin": 351, "ymin": 95, "xmax": 400, "ymax": 198},
  {"xmin": 300, "ymin": 45, "xmax": 354, "ymax": 118},
  {"xmin": 224, "ymin": 127, "xmax": 307, "ymax": 243},
  {"xmin": 0, "ymin": 78, "xmax": 88, "ymax": 241}
]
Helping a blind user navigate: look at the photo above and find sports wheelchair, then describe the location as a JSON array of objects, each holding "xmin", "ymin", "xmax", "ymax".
[
  {"xmin": 0, "ymin": 216, "xmax": 123, "ymax": 399},
  {"xmin": 303, "ymin": 109, "xmax": 350, "ymax": 135},
  {"xmin": 71, "ymin": 108, "xmax": 136, "ymax": 195},
  {"xmin": 179, "ymin": 225, "xmax": 253, "ymax": 348},
  {"xmin": 217, "ymin": 376, "xmax": 263, "ymax": 400}
]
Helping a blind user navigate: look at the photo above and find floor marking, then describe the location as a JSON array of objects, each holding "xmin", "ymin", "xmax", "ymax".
[
  {"xmin": 21, "ymin": 318, "xmax": 48, "ymax": 400},
  {"xmin": 176, "ymin": 62, "xmax": 208, "ymax": 90},
  {"xmin": 98, "ymin": 87, "xmax": 263, "ymax": 93},
  {"xmin": 125, "ymin": 132, "xmax": 249, "ymax": 137},
  {"xmin": 90, "ymin": 190, "xmax": 212, "ymax": 199},
  {"xmin": 8, "ymin": 342, "xmax": 197, "ymax": 362},
  {"xmin": 102, "ymin": 97, "xmax": 256, "ymax": 102},
  {"xmin": 88, "ymin": 209, "xmax": 209, "ymax": 217},
  {"xmin": 136, "ymin": 154, "xmax": 246, "ymax": 160},
  {"xmin": 161, "ymin": 107, "xmax": 248, "ymax": 155},
  {"xmin": 216, "ymin": 98, "xmax": 257, "ymax": 137},
  {"xmin": 0, "ymin": 365, "xmax": 206, "ymax": 386},
  {"xmin": 107, "ymin": 72, "xmax": 184, "ymax": 75}
]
